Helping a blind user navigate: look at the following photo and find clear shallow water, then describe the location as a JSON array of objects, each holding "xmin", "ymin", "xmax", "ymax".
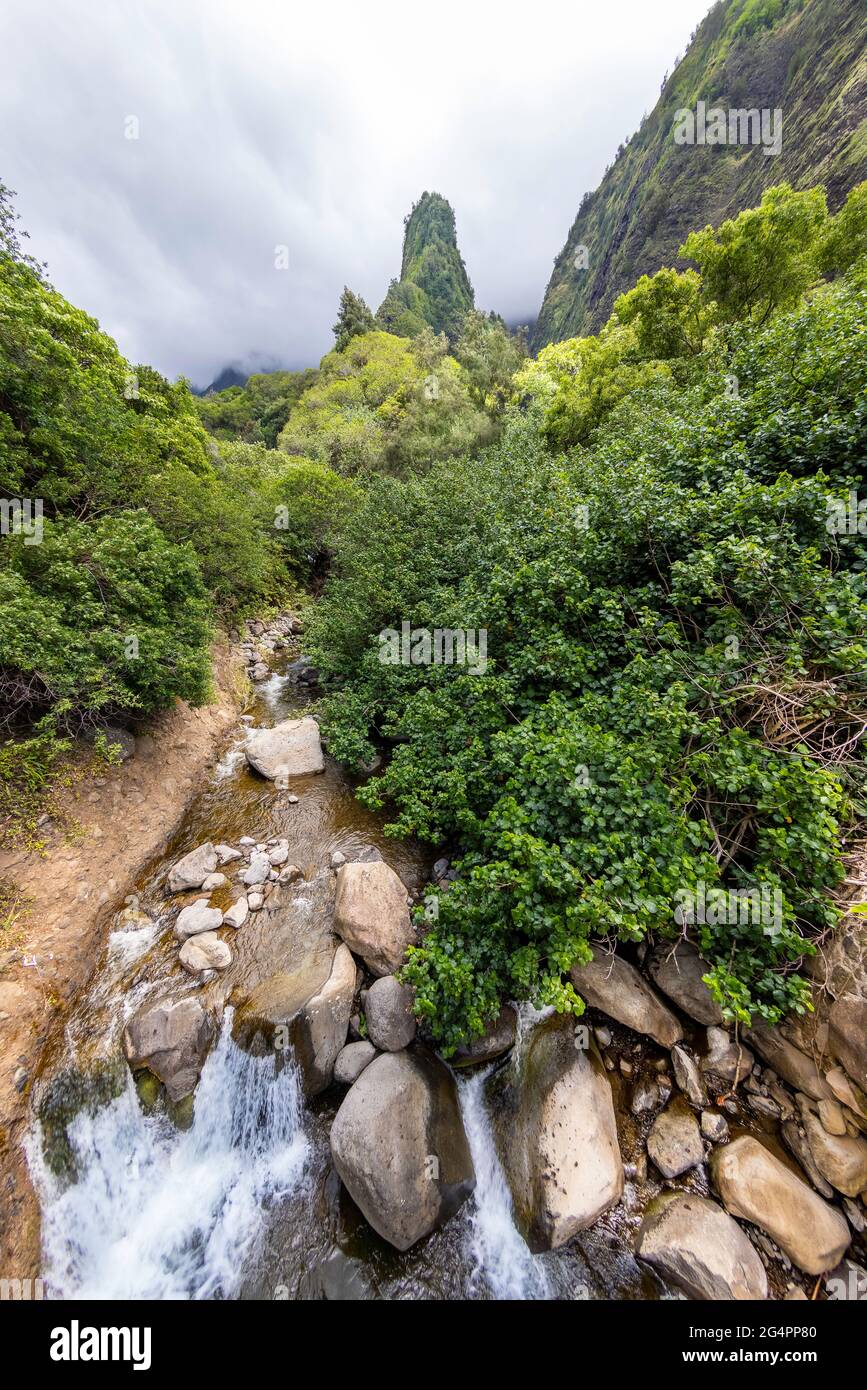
[{"xmin": 28, "ymin": 658, "xmax": 661, "ymax": 1301}]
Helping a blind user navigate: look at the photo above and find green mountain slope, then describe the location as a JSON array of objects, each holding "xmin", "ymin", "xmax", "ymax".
[
  {"xmin": 533, "ymin": 0, "xmax": 867, "ymax": 350},
  {"xmin": 376, "ymin": 191, "xmax": 475, "ymax": 343}
]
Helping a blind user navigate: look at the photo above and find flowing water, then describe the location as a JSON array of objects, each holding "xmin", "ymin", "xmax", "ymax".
[{"xmin": 27, "ymin": 656, "xmax": 662, "ymax": 1302}]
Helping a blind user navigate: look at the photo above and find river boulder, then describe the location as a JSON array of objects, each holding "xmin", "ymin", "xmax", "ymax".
[
  {"xmin": 173, "ymin": 899, "xmax": 224, "ymax": 941},
  {"xmin": 799, "ymin": 1104, "xmax": 867, "ymax": 1197},
  {"xmin": 648, "ymin": 940, "xmax": 724, "ymax": 1026},
  {"xmin": 637, "ymin": 1192, "xmax": 768, "ymax": 1300},
  {"xmin": 711, "ymin": 1136, "xmax": 850, "ymax": 1275},
  {"xmin": 743, "ymin": 1021, "xmax": 832, "ymax": 1102},
  {"xmin": 232, "ymin": 941, "xmax": 355, "ymax": 1096},
  {"xmin": 330, "ymin": 1048, "xmax": 475, "ymax": 1251},
  {"xmin": 569, "ymin": 948, "xmax": 683, "ymax": 1047},
  {"xmin": 123, "ymin": 996, "xmax": 215, "ymax": 1102},
  {"xmin": 334, "ymin": 1040, "xmax": 377, "ymax": 1085},
  {"xmin": 496, "ymin": 1014, "xmax": 623, "ymax": 1251},
  {"xmin": 167, "ymin": 842, "xmax": 218, "ymax": 893},
  {"xmin": 333, "ymin": 860, "xmax": 415, "ymax": 975},
  {"xmin": 451, "ymin": 1004, "xmax": 518, "ymax": 1068},
  {"xmin": 244, "ymin": 716, "xmax": 325, "ymax": 780},
  {"xmin": 364, "ymin": 975, "xmax": 416, "ymax": 1051},
  {"xmin": 179, "ymin": 932, "xmax": 232, "ymax": 973},
  {"xmin": 647, "ymin": 1101, "xmax": 705, "ymax": 1178}
]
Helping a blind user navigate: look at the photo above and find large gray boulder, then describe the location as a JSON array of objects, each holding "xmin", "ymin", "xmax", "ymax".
[
  {"xmin": 648, "ymin": 940, "xmax": 724, "ymax": 1026},
  {"xmin": 497, "ymin": 1014, "xmax": 623, "ymax": 1251},
  {"xmin": 167, "ymin": 842, "xmax": 218, "ymax": 894},
  {"xmin": 647, "ymin": 1102, "xmax": 705, "ymax": 1179},
  {"xmin": 637, "ymin": 1192, "xmax": 768, "ymax": 1300},
  {"xmin": 333, "ymin": 860, "xmax": 415, "ymax": 975},
  {"xmin": 244, "ymin": 716, "xmax": 325, "ymax": 780},
  {"xmin": 123, "ymin": 996, "xmax": 214, "ymax": 1102},
  {"xmin": 330, "ymin": 1049, "xmax": 475, "ymax": 1251},
  {"xmin": 744, "ymin": 1021, "xmax": 832, "ymax": 1102},
  {"xmin": 712, "ymin": 1136, "xmax": 850, "ymax": 1275},
  {"xmin": 365, "ymin": 975, "xmax": 416, "ymax": 1052},
  {"xmin": 569, "ymin": 948, "xmax": 683, "ymax": 1047}
]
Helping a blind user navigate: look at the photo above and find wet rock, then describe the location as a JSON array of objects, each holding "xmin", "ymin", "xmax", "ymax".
[
  {"xmin": 247, "ymin": 892, "xmax": 264, "ymax": 911},
  {"xmin": 636, "ymin": 1192, "xmax": 768, "ymax": 1301},
  {"xmin": 647, "ymin": 1101, "xmax": 704, "ymax": 1178},
  {"xmin": 498, "ymin": 1015, "xmax": 623, "ymax": 1251},
  {"xmin": 701, "ymin": 1027, "xmax": 754, "ymax": 1090},
  {"xmin": 569, "ymin": 948, "xmax": 683, "ymax": 1048},
  {"xmin": 179, "ymin": 932, "xmax": 232, "ymax": 973},
  {"xmin": 277, "ymin": 864, "xmax": 302, "ymax": 885},
  {"xmin": 222, "ymin": 896, "xmax": 249, "ymax": 930},
  {"xmin": 648, "ymin": 940, "xmax": 724, "ymax": 1027},
  {"xmin": 701, "ymin": 1110, "xmax": 729, "ymax": 1142},
  {"xmin": 250, "ymin": 662, "xmax": 269, "ymax": 681},
  {"xmin": 334, "ymin": 1040, "xmax": 377, "ymax": 1085},
  {"xmin": 268, "ymin": 843, "xmax": 290, "ymax": 867},
  {"xmin": 167, "ymin": 842, "xmax": 218, "ymax": 893},
  {"xmin": 711, "ymin": 1135, "xmax": 850, "ymax": 1275},
  {"xmin": 123, "ymin": 996, "xmax": 214, "ymax": 1102},
  {"xmin": 201, "ymin": 872, "xmax": 227, "ymax": 892},
  {"xmin": 174, "ymin": 899, "xmax": 224, "ymax": 941},
  {"xmin": 244, "ymin": 716, "xmax": 325, "ymax": 780},
  {"xmin": 799, "ymin": 1103, "xmax": 867, "ymax": 1197},
  {"xmin": 781, "ymin": 1119, "xmax": 835, "ymax": 1198},
  {"xmin": 743, "ymin": 1022, "xmax": 831, "ymax": 1102},
  {"xmin": 215, "ymin": 844, "xmax": 242, "ymax": 865},
  {"xmin": 330, "ymin": 1049, "xmax": 475, "ymax": 1251},
  {"xmin": 364, "ymin": 975, "xmax": 416, "ymax": 1052},
  {"xmin": 241, "ymin": 851, "xmax": 271, "ymax": 886},
  {"xmin": 333, "ymin": 860, "xmax": 416, "ymax": 976},
  {"xmin": 829, "ymin": 994, "xmax": 867, "ymax": 1091},
  {"xmin": 631, "ymin": 1078, "xmax": 660, "ymax": 1116},
  {"xmin": 671, "ymin": 1045, "xmax": 706, "ymax": 1108},
  {"xmin": 233, "ymin": 941, "xmax": 355, "ymax": 1097},
  {"xmin": 330, "ymin": 850, "xmax": 347, "ymax": 869},
  {"xmin": 451, "ymin": 1004, "xmax": 518, "ymax": 1069},
  {"xmin": 432, "ymin": 857, "xmax": 449, "ymax": 880},
  {"xmin": 747, "ymin": 1094, "xmax": 781, "ymax": 1121}
]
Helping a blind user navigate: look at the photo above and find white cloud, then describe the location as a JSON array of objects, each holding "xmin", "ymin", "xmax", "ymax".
[{"xmin": 0, "ymin": 0, "xmax": 710, "ymax": 384}]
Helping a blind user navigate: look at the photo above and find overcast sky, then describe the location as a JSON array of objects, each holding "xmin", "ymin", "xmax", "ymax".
[{"xmin": 1, "ymin": 0, "xmax": 711, "ymax": 386}]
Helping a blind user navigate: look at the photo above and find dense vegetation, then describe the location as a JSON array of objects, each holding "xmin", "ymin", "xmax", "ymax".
[
  {"xmin": 307, "ymin": 181, "xmax": 867, "ymax": 1050},
  {"xmin": 195, "ymin": 368, "xmax": 319, "ymax": 448},
  {"xmin": 533, "ymin": 0, "xmax": 867, "ymax": 348}
]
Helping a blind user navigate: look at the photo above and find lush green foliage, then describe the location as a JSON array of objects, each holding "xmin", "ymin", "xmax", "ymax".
[
  {"xmin": 309, "ymin": 197, "xmax": 867, "ymax": 1050},
  {"xmin": 376, "ymin": 192, "xmax": 475, "ymax": 343},
  {"xmin": 195, "ymin": 367, "xmax": 319, "ymax": 448},
  {"xmin": 333, "ymin": 287, "xmax": 376, "ymax": 353},
  {"xmin": 277, "ymin": 328, "xmax": 496, "ymax": 477}
]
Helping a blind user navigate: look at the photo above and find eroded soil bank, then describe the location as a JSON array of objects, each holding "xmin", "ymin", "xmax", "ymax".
[{"xmin": 0, "ymin": 638, "xmax": 248, "ymax": 1274}]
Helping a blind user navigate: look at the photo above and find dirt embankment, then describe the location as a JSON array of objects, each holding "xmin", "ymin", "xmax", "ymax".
[{"xmin": 0, "ymin": 640, "xmax": 249, "ymax": 1276}]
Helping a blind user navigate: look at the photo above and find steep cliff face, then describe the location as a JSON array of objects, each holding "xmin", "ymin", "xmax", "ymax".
[
  {"xmin": 532, "ymin": 0, "xmax": 867, "ymax": 350},
  {"xmin": 376, "ymin": 192, "xmax": 475, "ymax": 343}
]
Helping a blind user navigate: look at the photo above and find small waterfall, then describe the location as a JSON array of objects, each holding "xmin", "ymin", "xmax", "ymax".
[
  {"xmin": 457, "ymin": 1067, "xmax": 549, "ymax": 1300},
  {"xmin": 32, "ymin": 1016, "xmax": 310, "ymax": 1300}
]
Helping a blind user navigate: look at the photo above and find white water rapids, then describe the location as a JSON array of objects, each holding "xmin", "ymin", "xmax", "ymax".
[{"xmin": 32, "ymin": 1017, "xmax": 310, "ymax": 1300}]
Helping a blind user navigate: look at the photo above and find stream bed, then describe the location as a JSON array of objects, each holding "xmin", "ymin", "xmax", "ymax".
[{"xmin": 26, "ymin": 661, "xmax": 670, "ymax": 1301}]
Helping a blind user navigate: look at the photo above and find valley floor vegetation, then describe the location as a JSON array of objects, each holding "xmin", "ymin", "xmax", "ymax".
[{"xmin": 1, "ymin": 179, "xmax": 866, "ymax": 1052}]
